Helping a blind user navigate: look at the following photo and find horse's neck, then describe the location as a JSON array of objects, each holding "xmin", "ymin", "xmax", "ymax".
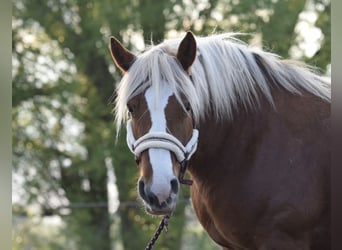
[
  {"xmin": 188, "ymin": 104, "xmax": 270, "ymax": 180},
  {"xmin": 188, "ymin": 87, "xmax": 330, "ymax": 182}
]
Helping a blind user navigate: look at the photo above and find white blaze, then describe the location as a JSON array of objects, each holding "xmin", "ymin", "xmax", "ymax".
[{"xmin": 144, "ymin": 85, "xmax": 175, "ymax": 202}]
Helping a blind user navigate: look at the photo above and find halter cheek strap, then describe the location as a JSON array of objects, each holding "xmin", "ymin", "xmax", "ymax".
[{"xmin": 126, "ymin": 120, "xmax": 199, "ymax": 162}]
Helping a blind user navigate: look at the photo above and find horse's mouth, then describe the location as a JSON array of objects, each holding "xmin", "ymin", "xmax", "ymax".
[
  {"xmin": 140, "ymin": 195, "xmax": 177, "ymax": 216},
  {"xmin": 145, "ymin": 203, "xmax": 176, "ymax": 216},
  {"xmin": 146, "ymin": 207, "xmax": 172, "ymax": 216}
]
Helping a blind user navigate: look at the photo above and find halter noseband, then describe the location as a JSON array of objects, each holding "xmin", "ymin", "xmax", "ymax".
[{"xmin": 126, "ymin": 120, "xmax": 199, "ymax": 163}]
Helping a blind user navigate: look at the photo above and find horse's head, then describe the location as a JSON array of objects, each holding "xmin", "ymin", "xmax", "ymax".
[{"xmin": 110, "ymin": 32, "xmax": 199, "ymax": 215}]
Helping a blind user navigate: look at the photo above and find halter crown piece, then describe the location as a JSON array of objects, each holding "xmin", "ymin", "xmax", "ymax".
[{"xmin": 126, "ymin": 120, "xmax": 199, "ymax": 163}]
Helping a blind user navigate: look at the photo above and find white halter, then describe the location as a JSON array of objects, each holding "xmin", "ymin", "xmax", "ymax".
[{"xmin": 126, "ymin": 120, "xmax": 199, "ymax": 162}]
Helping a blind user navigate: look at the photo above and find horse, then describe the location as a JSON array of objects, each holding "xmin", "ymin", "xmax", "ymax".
[{"xmin": 109, "ymin": 31, "xmax": 330, "ymax": 250}]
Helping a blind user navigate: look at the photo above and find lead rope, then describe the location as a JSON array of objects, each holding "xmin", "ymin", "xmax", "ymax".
[
  {"xmin": 145, "ymin": 215, "xmax": 170, "ymax": 250},
  {"xmin": 144, "ymin": 160, "xmax": 192, "ymax": 250}
]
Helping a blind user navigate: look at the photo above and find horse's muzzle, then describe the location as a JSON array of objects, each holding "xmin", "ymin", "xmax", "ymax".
[{"xmin": 138, "ymin": 178, "xmax": 179, "ymax": 215}]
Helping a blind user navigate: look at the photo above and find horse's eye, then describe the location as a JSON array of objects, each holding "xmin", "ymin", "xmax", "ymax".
[
  {"xmin": 127, "ymin": 105, "xmax": 134, "ymax": 115},
  {"xmin": 185, "ymin": 102, "xmax": 191, "ymax": 112}
]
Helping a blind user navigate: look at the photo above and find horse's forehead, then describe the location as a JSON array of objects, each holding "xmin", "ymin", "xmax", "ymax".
[
  {"xmin": 140, "ymin": 85, "xmax": 175, "ymax": 132},
  {"xmin": 144, "ymin": 85, "xmax": 175, "ymax": 111}
]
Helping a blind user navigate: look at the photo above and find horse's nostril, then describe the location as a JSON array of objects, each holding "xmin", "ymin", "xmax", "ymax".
[
  {"xmin": 170, "ymin": 178, "xmax": 179, "ymax": 194},
  {"xmin": 147, "ymin": 192, "xmax": 159, "ymax": 206},
  {"xmin": 139, "ymin": 180, "xmax": 160, "ymax": 206},
  {"xmin": 138, "ymin": 180, "xmax": 147, "ymax": 200}
]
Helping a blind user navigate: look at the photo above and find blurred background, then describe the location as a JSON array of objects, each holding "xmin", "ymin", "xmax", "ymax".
[{"xmin": 12, "ymin": 0, "xmax": 330, "ymax": 249}]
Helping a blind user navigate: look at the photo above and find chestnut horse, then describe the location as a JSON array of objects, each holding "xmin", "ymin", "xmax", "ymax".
[{"xmin": 110, "ymin": 32, "xmax": 330, "ymax": 250}]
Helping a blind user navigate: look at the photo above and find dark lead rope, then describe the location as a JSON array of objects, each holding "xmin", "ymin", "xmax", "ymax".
[
  {"xmin": 144, "ymin": 160, "xmax": 192, "ymax": 250},
  {"xmin": 145, "ymin": 215, "xmax": 170, "ymax": 250}
]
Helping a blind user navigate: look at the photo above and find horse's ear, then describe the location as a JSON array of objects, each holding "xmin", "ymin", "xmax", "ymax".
[
  {"xmin": 110, "ymin": 36, "xmax": 136, "ymax": 73},
  {"xmin": 177, "ymin": 31, "xmax": 197, "ymax": 72}
]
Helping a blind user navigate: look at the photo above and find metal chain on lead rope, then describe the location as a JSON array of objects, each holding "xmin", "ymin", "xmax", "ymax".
[{"xmin": 144, "ymin": 160, "xmax": 192, "ymax": 250}]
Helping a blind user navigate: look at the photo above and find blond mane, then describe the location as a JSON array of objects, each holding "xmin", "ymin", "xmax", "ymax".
[{"xmin": 115, "ymin": 33, "xmax": 331, "ymax": 132}]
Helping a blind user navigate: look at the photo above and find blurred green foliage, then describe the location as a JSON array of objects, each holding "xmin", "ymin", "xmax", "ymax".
[{"xmin": 12, "ymin": 0, "xmax": 330, "ymax": 249}]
